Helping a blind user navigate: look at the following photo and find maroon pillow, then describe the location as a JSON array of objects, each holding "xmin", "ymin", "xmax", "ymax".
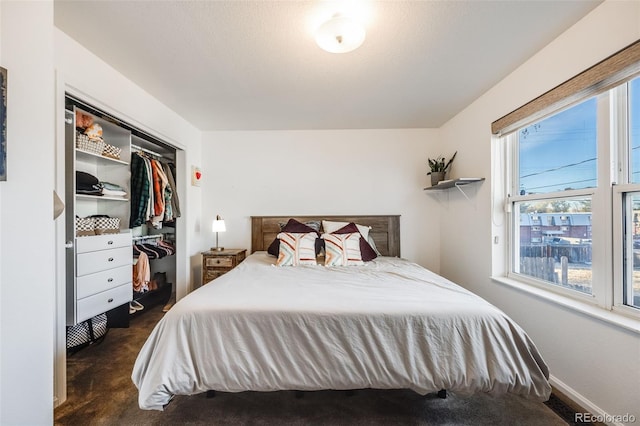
[
  {"xmin": 331, "ymin": 222, "xmax": 378, "ymax": 261},
  {"xmin": 267, "ymin": 219, "xmax": 321, "ymax": 256}
]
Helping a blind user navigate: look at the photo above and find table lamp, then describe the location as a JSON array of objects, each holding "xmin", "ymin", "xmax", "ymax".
[{"xmin": 211, "ymin": 215, "xmax": 226, "ymax": 251}]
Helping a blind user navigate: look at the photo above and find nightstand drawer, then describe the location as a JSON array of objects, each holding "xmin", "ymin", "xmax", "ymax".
[
  {"xmin": 201, "ymin": 249, "xmax": 247, "ymax": 286},
  {"xmin": 205, "ymin": 257, "xmax": 233, "ymax": 268},
  {"xmin": 204, "ymin": 270, "xmax": 227, "ymax": 284}
]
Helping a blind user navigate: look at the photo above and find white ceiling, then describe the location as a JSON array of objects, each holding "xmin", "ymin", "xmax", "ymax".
[{"xmin": 54, "ymin": 0, "xmax": 601, "ymax": 131}]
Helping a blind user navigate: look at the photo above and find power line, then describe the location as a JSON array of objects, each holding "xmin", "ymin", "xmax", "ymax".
[
  {"xmin": 525, "ymin": 178, "xmax": 596, "ymax": 192},
  {"xmin": 520, "ymin": 157, "xmax": 596, "ymax": 179}
]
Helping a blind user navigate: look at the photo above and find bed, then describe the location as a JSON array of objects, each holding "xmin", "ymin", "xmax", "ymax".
[{"xmin": 132, "ymin": 215, "xmax": 551, "ymax": 410}]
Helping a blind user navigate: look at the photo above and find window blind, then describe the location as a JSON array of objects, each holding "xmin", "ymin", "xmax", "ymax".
[{"xmin": 491, "ymin": 39, "xmax": 640, "ymax": 136}]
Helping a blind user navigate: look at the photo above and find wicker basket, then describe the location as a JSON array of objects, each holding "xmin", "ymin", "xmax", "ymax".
[
  {"xmin": 75, "ymin": 217, "xmax": 95, "ymax": 237},
  {"xmin": 76, "ymin": 131, "xmax": 105, "ymax": 155},
  {"xmin": 93, "ymin": 217, "xmax": 120, "ymax": 235},
  {"xmin": 102, "ymin": 143, "xmax": 122, "ymax": 160}
]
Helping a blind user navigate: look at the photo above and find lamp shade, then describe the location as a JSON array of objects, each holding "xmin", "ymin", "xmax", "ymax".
[
  {"xmin": 211, "ymin": 216, "xmax": 226, "ymax": 233},
  {"xmin": 315, "ymin": 15, "xmax": 366, "ymax": 54}
]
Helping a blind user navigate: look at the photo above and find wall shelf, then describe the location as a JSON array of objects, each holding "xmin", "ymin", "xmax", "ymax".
[{"xmin": 424, "ymin": 177, "xmax": 485, "ymax": 200}]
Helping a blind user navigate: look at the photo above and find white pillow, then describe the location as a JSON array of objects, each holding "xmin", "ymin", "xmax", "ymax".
[
  {"xmin": 276, "ymin": 232, "xmax": 318, "ymax": 266},
  {"xmin": 322, "ymin": 232, "xmax": 364, "ymax": 266},
  {"xmin": 322, "ymin": 220, "xmax": 371, "ymax": 240}
]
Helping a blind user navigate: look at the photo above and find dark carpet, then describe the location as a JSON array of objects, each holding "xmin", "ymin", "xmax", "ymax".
[{"xmin": 55, "ymin": 304, "xmax": 569, "ymax": 426}]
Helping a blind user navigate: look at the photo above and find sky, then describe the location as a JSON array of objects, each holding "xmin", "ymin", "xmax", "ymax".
[{"xmin": 518, "ymin": 77, "xmax": 640, "ymax": 194}]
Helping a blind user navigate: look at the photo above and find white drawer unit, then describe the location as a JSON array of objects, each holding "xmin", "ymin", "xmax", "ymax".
[
  {"xmin": 67, "ymin": 231, "xmax": 133, "ymax": 325},
  {"xmin": 76, "ymin": 232, "xmax": 131, "ymax": 253},
  {"xmin": 76, "ymin": 283, "xmax": 132, "ymax": 323},
  {"xmin": 76, "ymin": 245, "xmax": 131, "ymax": 276},
  {"xmin": 76, "ymin": 265, "xmax": 131, "ymax": 299}
]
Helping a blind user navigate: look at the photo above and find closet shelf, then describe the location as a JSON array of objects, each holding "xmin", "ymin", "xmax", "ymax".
[
  {"xmin": 76, "ymin": 194, "xmax": 129, "ymax": 202},
  {"xmin": 76, "ymin": 148, "xmax": 129, "ymax": 166}
]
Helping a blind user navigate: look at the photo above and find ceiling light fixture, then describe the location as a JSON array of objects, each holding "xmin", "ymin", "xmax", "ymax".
[{"xmin": 315, "ymin": 14, "xmax": 366, "ymax": 54}]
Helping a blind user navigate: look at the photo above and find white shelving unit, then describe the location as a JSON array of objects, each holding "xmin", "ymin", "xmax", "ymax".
[
  {"xmin": 65, "ymin": 96, "xmax": 180, "ymax": 327},
  {"xmin": 65, "ymin": 106, "xmax": 133, "ymax": 325}
]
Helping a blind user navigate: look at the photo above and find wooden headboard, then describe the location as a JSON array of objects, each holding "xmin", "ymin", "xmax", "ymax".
[{"xmin": 251, "ymin": 215, "xmax": 400, "ymax": 257}]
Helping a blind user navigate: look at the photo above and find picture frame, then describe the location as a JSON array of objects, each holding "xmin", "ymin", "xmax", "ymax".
[{"xmin": 0, "ymin": 66, "xmax": 6, "ymax": 181}]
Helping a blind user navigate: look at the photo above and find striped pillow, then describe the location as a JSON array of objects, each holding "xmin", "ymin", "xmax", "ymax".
[
  {"xmin": 276, "ymin": 232, "xmax": 318, "ymax": 266},
  {"xmin": 322, "ymin": 232, "xmax": 364, "ymax": 266}
]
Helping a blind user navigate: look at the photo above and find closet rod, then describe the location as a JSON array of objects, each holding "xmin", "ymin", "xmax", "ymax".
[{"xmin": 131, "ymin": 144, "xmax": 163, "ymax": 158}]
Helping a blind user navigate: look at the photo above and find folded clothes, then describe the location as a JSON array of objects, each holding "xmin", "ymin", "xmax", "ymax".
[
  {"xmin": 101, "ymin": 181, "xmax": 125, "ymax": 191},
  {"xmin": 76, "ymin": 171, "xmax": 103, "ymax": 192},
  {"xmin": 76, "ymin": 188, "xmax": 103, "ymax": 196},
  {"xmin": 102, "ymin": 188, "xmax": 127, "ymax": 197}
]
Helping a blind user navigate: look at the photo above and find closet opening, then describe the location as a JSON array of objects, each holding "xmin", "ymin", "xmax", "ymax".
[{"xmin": 57, "ymin": 93, "xmax": 185, "ymax": 405}]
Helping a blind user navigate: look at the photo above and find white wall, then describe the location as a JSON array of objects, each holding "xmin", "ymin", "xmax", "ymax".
[
  {"xmin": 439, "ymin": 1, "xmax": 640, "ymax": 424},
  {"xmin": 0, "ymin": 1, "xmax": 55, "ymax": 424},
  {"xmin": 200, "ymin": 129, "xmax": 441, "ymax": 285}
]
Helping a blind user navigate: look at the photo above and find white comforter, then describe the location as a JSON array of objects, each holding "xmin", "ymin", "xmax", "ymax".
[{"xmin": 132, "ymin": 252, "xmax": 551, "ymax": 410}]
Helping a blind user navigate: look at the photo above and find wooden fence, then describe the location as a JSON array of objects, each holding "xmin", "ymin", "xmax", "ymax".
[
  {"xmin": 520, "ymin": 255, "xmax": 575, "ymax": 285},
  {"xmin": 520, "ymin": 244, "xmax": 592, "ymax": 264}
]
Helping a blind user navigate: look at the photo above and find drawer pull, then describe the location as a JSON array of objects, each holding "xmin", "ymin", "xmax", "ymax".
[
  {"xmin": 216, "ymin": 260, "xmax": 221, "ymax": 264},
  {"xmin": 107, "ymin": 278, "xmax": 113, "ymax": 282},
  {"xmin": 108, "ymin": 257, "xmax": 114, "ymax": 262},
  {"xmin": 107, "ymin": 240, "xmax": 114, "ymax": 245},
  {"xmin": 107, "ymin": 298, "xmax": 114, "ymax": 303}
]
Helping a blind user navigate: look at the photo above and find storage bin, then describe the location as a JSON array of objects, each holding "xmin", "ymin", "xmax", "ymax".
[
  {"xmin": 102, "ymin": 143, "xmax": 122, "ymax": 160},
  {"xmin": 75, "ymin": 217, "xmax": 95, "ymax": 237},
  {"xmin": 75, "ymin": 131, "xmax": 105, "ymax": 155},
  {"xmin": 93, "ymin": 217, "xmax": 120, "ymax": 235}
]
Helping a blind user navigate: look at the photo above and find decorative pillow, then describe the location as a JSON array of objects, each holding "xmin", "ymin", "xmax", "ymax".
[
  {"xmin": 322, "ymin": 220, "xmax": 371, "ymax": 240},
  {"xmin": 279, "ymin": 220, "xmax": 320, "ymax": 233},
  {"xmin": 267, "ymin": 219, "xmax": 321, "ymax": 256},
  {"xmin": 276, "ymin": 232, "xmax": 318, "ymax": 266},
  {"xmin": 367, "ymin": 235, "xmax": 382, "ymax": 256},
  {"xmin": 329, "ymin": 222, "xmax": 378, "ymax": 261},
  {"xmin": 322, "ymin": 232, "xmax": 364, "ymax": 266}
]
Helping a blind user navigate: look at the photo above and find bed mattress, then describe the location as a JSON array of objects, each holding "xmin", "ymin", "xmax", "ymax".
[{"xmin": 132, "ymin": 252, "xmax": 551, "ymax": 410}]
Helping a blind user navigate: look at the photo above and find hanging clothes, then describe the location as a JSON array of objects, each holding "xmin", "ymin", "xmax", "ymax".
[
  {"xmin": 162, "ymin": 161, "xmax": 181, "ymax": 219},
  {"xmin": 150, "ymin": 159, "xmax": 169, "ymax": 228},
  {"xmin": 133, "ymin": 241, "xmax": 175, "ymax": 259},
  {"xmin": 130, "ymin": 151, "xmax": 179, "ymax": 229},
  {"xmin": 132, "ymin": 251, "xmax": 150, "ymax": 293},
  {"xmin": 130, "ymin": 153, "xmax": 151, "ymax": 228}
]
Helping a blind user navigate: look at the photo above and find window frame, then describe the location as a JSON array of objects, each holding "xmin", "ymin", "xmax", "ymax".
[{"xmin": 504, "ymin": 82, "xmax": 640, "ymax": 320}]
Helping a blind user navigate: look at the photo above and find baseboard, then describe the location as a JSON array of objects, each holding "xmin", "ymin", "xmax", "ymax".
[{"xmin": 549, "ymin": 375, "xmax": 624, "ymax": 426}]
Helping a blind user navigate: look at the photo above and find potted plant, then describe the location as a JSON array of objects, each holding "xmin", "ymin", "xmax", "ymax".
[{"xmin": 428, "ymin": 151, "xmax": 457, "ymax": 186}]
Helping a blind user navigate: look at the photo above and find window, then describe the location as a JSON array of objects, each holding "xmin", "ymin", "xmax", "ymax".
[
  {"xmin": 503, "ymin": 75, "xmax": 640, "ymax": 316},
  {"xmin": 621, "ymin": 193, "xmax": 640, "ymax": 309},
  {"xmin": 618, "ymin": 76, "xmax": 640, "ymax": 311},
  {"xmin": 509, "ymin": 97, "xmax": 597, "ymax": 296}
]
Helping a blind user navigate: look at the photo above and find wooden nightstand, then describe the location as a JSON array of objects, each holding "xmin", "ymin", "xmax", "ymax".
[{"xmin": 201, "ymin": 249, "xmax": 247, "ymax": 285}]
